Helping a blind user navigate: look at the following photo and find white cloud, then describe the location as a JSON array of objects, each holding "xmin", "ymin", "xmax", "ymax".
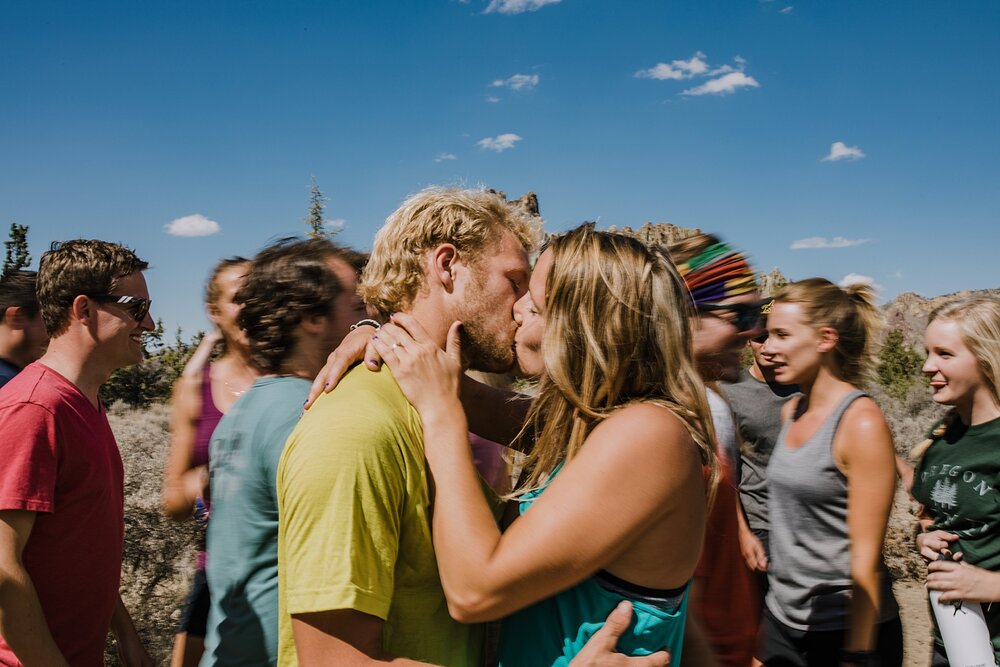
[
  {"xmin": 780, "ymin": 5, "xmax": 793, "ymax": 13},
  {"xmin": 790, "ymin": 236, "xmax": 871, "ymax": 250},
  {"xmin": 325, "ymin": 218, "xmax": 346, "ymax": 232},
  {"xmin": 164, "ymin": 214, "xmax": 220, "ymax": 237},
  {"xmin": 682, "ymin": 71, "xmax": 760, "ymax": 96},
  {"xmin": 485, "ymin": 95, "xmax": 501, "ymax": 103},
  {"xmin": 434, "ymin": 153, "xmax": 458, "ymax": 162},
  {"xmin": 635, "ymin": 52, "xmax": 709, "ymax": 80},
  {"xmin": 839, "ymin": 273, "xmax": 881, "ymax": 293},
  {"xmin": 893, "ymin": 270, "xmax": 904, "ymax": 279},
  {"xmin": 822, "ymin": 141, "xmax": 866, "ymax": 161},
  {"xmin": 484, "ymin": 0, "xmax": 560, "ymax": 14},
  {"xmin": 491, "ymin": 73, "xmax": 539, "ymax": 90},
  {"xmin": 477, "ymin": 133, "xmax": 522, "ymax": 152}
]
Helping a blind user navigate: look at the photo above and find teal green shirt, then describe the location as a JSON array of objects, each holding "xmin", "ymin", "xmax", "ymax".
[
  {"xmin": 203, "ymin": 376, "xmax": 310, "ymax": 666},
  {"xmin": 498, "ymin": 464, "xmax": 689, "ymax": 666}
]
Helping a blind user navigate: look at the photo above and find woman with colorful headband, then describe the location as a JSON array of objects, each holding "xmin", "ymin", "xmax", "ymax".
[{"xmin": 759, "ymin": 278, "xmax": 902, "ymax": 667}]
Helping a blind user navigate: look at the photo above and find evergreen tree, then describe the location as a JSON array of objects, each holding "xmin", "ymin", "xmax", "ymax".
[
  {"xmin": 305, "ymin": 176, "xmax": 332, "ymax": 238},
  {"xmin": 876, "ymin": 328, "xmax": 925, "ymax": 400},
  {"xmin": 3, "ymin": 222, "xmax": 31, "ymax": 274}
]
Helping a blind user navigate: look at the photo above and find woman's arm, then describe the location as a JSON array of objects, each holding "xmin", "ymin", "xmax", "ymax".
[
  {"xmin": 161, "ymin": 353, "xmax": 210, "ymax": 520},
  {"xmin": 927, "ymin": 557, "xmax": 1000, "ymax": 603},
  {"xmin": 835, "ymin": 398, "xmax": 897, "ymax": 654},
  {"xmin": 374, "ymin": 315, "xmax": 704, "ymax": 622}
]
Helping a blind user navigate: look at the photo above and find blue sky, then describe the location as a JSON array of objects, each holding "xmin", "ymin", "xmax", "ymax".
[{"xmin": 2, "ymin": 0, "xmax": 998, "ymax": 337}]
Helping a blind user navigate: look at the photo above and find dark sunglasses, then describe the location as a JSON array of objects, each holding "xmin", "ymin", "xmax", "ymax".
[
  {"xmin": 88, "ymin": 294, "xmax": 152, "ymax": 322},
  {"xmin": 696, "ymin": 300, "xmax": 767, "ymax": 333}
]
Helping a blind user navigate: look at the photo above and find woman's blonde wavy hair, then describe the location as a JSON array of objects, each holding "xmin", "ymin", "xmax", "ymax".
[
  {"xmin": 514, "ymin": 224, "xmax": 720, "ymax": 503},
  {"xmin": 361, "ymin": 187, "xmax": 541, "ymax": 318},
  {"xmin": 911, "ymin": 295, "xmax": 1000, "ymax": 460},
  {"xmin": 773, "ymin": 277, "xmax": 883, "ymax": 387}
]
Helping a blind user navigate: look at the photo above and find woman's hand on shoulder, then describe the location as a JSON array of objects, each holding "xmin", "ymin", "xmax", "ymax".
[
  {"xmin": 372, "ymin": 314, "xmax": 464, "ymax": 419},
  {"xmin": 304, "ymin": 323, "xmax": 382, "ymax": 409}
]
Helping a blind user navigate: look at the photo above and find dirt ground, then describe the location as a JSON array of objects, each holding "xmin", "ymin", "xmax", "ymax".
[{"xmin": 896, "ymin": 580, "xmax": 932, "ymax": 666}]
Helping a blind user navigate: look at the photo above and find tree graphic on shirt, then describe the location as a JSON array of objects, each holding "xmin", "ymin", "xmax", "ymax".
[{"xmin": 930, "ymin": 479, "xmax": 959, "ymax": 510}]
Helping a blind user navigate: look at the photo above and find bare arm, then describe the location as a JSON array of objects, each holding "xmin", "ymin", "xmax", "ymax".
[
  {"xmin": 161, "ymin": 371, "xmax": 207, "ymax": 520},
  {"xmin": 110, "ymin": 596, "xmax": 152, "ymax": 667},
  {"xmin": 291, "ymin": 604, "xmax": 669, "ymax": 666},
  {"xmin": 373, "ymin": 316, "xmax": 703, "ymax": 622},
  {"xmin": 835, "ymin": 399, "xmax": 897, "ymax": 653},
  {"xmin": 0, "ymin": 510, "xmax": 71, "ymax": 667},
  {"xmin": 735, "ymin": 495, "xmax": 768, "ymax": 572}
]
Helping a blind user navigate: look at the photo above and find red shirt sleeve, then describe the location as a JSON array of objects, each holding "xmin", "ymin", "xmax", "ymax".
[{"xmin": 0, "ymin": 402, "xmax": 59, "ymax": 513}]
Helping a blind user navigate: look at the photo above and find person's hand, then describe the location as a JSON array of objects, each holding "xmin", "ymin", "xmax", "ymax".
[
  {"xmin": 927, "ymin": 557, "xmax": 1000, "ymax": 603},
  {"xmin": 304, "ymin": 324, "xmax": 381, "ymax": 409},
  {"xmin": 738, "ymin": 529, "xmax": 768, "ymax": 572},
  {"xmin": 181, "ymin": 465, "xmax": 209, "ymax": 508},
  {"xmin": 371, "ymin": 314, "xmax": 463, "ymax": 418},
  {"xmin": 567, "ymin": 601, "xmax": 670, "ymax": 666},
  {"xmin": 917, "ymin": 530, "xmax": 959, "ymax": 563}
]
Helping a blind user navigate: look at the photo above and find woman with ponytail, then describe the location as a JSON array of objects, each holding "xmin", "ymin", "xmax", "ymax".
[
  {"xmin": 759, "ymin": 278, "xmax": 902, "ymax": 666},
  {"xmin": 910, "ymin": 296, "xmax": 1000, "ymax": 665}
]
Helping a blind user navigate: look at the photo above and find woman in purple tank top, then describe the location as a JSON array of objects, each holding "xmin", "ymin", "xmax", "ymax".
[
  {"xmin": 759, "ymin": 278, "xmax": 902, "ymax": 667},
  {"xmin": 161, "ymin": 257, "xmax": 256, "ymax": 667}
]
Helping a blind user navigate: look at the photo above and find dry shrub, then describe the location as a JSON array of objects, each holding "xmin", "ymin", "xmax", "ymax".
[
  {"xmin": 105, "ymin": 402, "xmax": 197, "ymax": 665},
  {"xmin": 869, "ymin": 382, "xmax": 947, "ymax": 582}
]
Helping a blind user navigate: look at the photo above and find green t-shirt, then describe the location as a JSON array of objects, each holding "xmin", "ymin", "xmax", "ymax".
[
  {"xmin": 204, "ymin": 376, "xmax": 311, "ymax": 666},
  {"xmin": 912, "ymin": 415, "xmax": 1000, "ymax": 657},
  {"xmin": 276, "ymin": 365, "xmax": 483, "ymax": 667}
]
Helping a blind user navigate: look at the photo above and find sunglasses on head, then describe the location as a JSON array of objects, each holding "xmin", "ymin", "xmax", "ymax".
[
  {"xmin": 696, "ymin": 299, "xmax": 767, "ymax": 333},
  {"xmin": 88, "ymin": 294, "xmax": 152, "ymax": 322}
]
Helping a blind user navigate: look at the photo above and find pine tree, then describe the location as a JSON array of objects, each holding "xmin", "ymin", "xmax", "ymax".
[
  {"xmin": 876, "ymin": 328, "xmax": 925, "ymax": 400},
  {"xmin": 305, "ymin": 176, "xmax": 332, "ymax": 238},
  {"xmin": 3, "ymin": 223, "xmax": 31, "ymax": 274}
]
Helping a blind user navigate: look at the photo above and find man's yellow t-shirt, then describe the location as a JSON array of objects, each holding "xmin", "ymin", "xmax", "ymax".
[{"xmin": 276, "ymin": 364, "xmax": 483, "ymax": 667}]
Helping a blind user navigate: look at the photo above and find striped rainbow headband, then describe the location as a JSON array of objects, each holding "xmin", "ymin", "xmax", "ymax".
[{"xmin": 675, "ymin": 242, "xmax": 757, "ymax": 305}]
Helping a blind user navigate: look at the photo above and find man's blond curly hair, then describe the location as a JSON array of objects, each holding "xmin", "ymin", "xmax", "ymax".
[{"xmin": 360, "ymin": 187, "xmax": 541, "ymax": 317}]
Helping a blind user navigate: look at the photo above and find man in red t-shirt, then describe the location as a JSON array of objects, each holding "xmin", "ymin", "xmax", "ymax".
[{"xmin": 0, "ymin": 240, "xmax": 154, "ymax": 666}]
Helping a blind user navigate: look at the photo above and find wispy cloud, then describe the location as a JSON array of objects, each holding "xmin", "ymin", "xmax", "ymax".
[
  {"xmin": 840, "ymin": 273, "xmax": 881, "ymax": 293},
  {"xmin": 485, "ymin": 95, "xmax": 501, "ymax": 103},
  {"xmin": 682, "ymin": 71, "xmax": 759, "ymax": 96},
  {"xmin": 780, "ymin": 6, "xmax": 794, "ymax": 13},
  {"xmin": 491, "ymin": 73, "xmax": 539, "ymax": 91},
  {"xmin": 634, "ymin": 52, "xmax": 709, "ymax": 80},
  {"xmin": 434, "ymin": 153, "xmax": 458, "ymax": 162},
  {"xmin": 791, "ymin": 236, "xmax": 871, "ymax": 250},
  {"xmin": 637, "ymin": 53, "xmax": 759, "ymax": 97},
  {"xmin": 477, "ymin": 133, "xmax": 522, "ymax": 152},
  {"xmin": 164, "ymin": 214, "xmax": 220, "ymax": 237},
  {"xmin": 484, "ymin": 0, "xmax": 560, "ymax": 14},
  {"xmin": 822, "ymin": 141, "xmax": 865, "ymax": 161},
  {"xmin": 325, "ymin": 218, "xmax": 346, "ymax": 232}
]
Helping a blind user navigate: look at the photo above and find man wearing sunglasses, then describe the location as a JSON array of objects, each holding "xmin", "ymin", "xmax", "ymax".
[
  {"xmin": 670, "ymin": 233, "xmax": 765, "ymax": 667},
  {"xmin": 0, "ymin": 239, "xmax": 153, "ymax": 666}
]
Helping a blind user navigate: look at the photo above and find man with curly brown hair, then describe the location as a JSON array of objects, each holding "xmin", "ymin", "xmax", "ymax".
[
  {"xmin": 0, "ymin": 239, "xmax": 152, "ymax": 667},
  {"xmin": 201, "ymin": 237, "xmax": 367, "ymax": 667}
]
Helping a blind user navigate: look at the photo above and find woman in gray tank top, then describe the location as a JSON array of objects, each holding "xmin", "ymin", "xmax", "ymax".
[{"xmin": 759, "ymin": 278, "xmax": 902, "ymax": 667}]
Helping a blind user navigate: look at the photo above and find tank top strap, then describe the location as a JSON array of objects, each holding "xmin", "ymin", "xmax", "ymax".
[{"xmin": 827, "ymin": 390, "xmax": 867, "ymax": 434}]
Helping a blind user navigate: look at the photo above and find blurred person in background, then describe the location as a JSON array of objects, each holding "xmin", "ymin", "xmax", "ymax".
[
  {"xmin": 760, "ymin": 278, "xmax": 901, "ymax": 667},
  {"xmin": 202, "ymin": 238, "xmax": 367, "ymax": 666},
  {"xmin": 0, "ymin": 269, "xmax": 48, "ymax": 389},
  {"xmin": 720, "ymin": 301, "xmax": 799, "ymax": 623},
  {"xmin": 161, "ymin": 257, "xmax": 255, "ymax": 667},
  {"xmin": 909, "ymin": 296, "xmax": 1000, "ymax": 665},
  {"xmin": 0, "ymin": 239, "xmax": 153, "ymax": 666},
  {"xmin": 669, "ymin": 233, "xmax": 764, "ymax": 667}
]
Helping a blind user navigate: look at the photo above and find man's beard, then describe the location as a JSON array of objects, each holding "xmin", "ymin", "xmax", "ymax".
[{"xmin": 459, "ymin": 318, "xmax": 515, "ymax": 373}]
